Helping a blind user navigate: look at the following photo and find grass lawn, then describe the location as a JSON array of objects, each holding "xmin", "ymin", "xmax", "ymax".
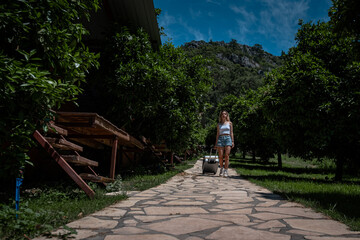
[
  {"xmin": 230, "ymin": 154, "xmax": 360, "ymax": 231},
  {"xmin": 0, "ymin": 158, "xmax": 198, "ymax": 240}
]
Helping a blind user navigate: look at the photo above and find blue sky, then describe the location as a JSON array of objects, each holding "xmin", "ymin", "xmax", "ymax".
[{"xmin": 153, "ymin": 0, "xmax": 333, "ymax": 56}]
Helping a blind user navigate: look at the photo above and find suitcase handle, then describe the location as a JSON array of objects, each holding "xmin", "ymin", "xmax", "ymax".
[{"xmin": 209, "ymin": 148, "xmax": 217, "ymax": 157}]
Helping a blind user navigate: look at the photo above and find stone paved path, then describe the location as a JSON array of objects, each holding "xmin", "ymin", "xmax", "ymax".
[{"xmin": 34, "ymin": 159, "xmax": 360, "ymax": 240}]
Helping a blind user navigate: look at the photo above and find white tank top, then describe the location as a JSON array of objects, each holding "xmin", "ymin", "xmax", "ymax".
[{"xmin": 219, "ymin": 123, "xmax": 230, "ymax": 135}]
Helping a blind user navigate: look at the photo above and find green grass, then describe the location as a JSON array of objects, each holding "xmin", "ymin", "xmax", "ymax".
[
  {"xmin": 231, "ymin": 154, "xmax": 360, "ymax": 231},
  {"xmin": 122, "ymin": 159, "xmax": 197, "ymax": 191},
  {"xmin": 0, "ymin": 158, "xmax": 198, "ymax": 240}
]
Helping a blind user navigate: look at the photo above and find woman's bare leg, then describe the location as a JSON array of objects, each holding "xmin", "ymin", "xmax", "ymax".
[
  {"xmin": 218, "ymin": 147, "xmax": 224, "ymax": 168},
  {"xmin": 224, "ymin": 146, "xmax": 231, "ymax": 169}
]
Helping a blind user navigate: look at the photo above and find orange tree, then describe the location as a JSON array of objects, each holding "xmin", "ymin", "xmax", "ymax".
[
  {"xmin": 92, "ymin": 27, "xmax": 212, "ymax": 152},
  {"xmin": 0, "ymin": 0, "xmax": 99, "ymax": 184},
  {"xmin": 262, "ymin": 4, "xmax": 360, "ymax": 180}
]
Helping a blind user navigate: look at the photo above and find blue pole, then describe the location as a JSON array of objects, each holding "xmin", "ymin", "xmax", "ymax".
[{"xmin": 15, "ymin": 168, "xmax": 24, "ymax": 219}]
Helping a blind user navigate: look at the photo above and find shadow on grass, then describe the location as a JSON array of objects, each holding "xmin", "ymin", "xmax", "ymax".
[
  {"xmin": 230, "ymin": 157, "xmax": 360, "ymax": 185},
  {"xmin": 279, "ymin": 191, "xmax": 360, "ymax": 220}
]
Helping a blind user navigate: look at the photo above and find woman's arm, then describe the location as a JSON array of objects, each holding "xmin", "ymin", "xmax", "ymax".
[{"xmin": 230, "ymin": 122, "xmax": 234, "ymax": 148}]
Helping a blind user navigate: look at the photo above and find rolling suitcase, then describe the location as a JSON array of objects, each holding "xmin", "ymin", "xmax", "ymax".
[{"xmin": 202, "ymin": 149, "xmax": 219, "ymax": 174}]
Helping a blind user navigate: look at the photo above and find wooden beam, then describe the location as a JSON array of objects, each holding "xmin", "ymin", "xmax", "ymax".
[
  {"xmin": 45, "ymin": 137, "xmax": 83, "ymax": 152},
  {"xmin": 33, "ymin": 130, "xmax": 95, "ymax": 198},
  {"xmin": 56, "ymin": 122, "xmax": 94, "ymax": 127},
  {"xmin": 170, "ymin": 152, "xmax": 174, "ymax": 167},
  {"xmin": 68, "ymin": 138, "xmax": 104, "ymax": 149},
  {"xmin": 47, "ymin": 122, "xmax": 68, "ymax": 136},
  {"xmin": 110, "ymin": 137, "xmax": 118, "ymax": 179},
  {"xmin": 67, "ymin": 134, "xmax": 114, "ymax": 139},
  {"xmin": 79, "ymin": 173, "xmax": 114, "ymax": 183},
  {"xmin": 62, "ymin": 155, "xmax": 98, "ymax": 167}
]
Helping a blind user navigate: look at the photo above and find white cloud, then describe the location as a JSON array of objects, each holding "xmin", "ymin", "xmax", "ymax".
[
  {"xmin": 158, "ymin": 11, "xmax": 177, "ymax": 28},
  {"xmin": 189, "ymin": 8, "xmax": 202, "ymax": 19},
  {"xmin": 208, "ymin": 28, "xmax": 213, "ymax": 41},
  {"xmin": 230, "ymin": 5, "xmax": 256, "ymax": 23},
  {"xmin": 206, "ymin": 0, "xmax": 223, "ymax": 5},
  {"xmin": 229, "ymin": 0, "xmax": 309, "ymax": 52}
]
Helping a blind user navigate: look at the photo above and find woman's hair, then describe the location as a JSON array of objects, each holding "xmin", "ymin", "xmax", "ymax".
[{"xmin": 218, "ymin": 110, "xmax": 230, "ymax": 123}]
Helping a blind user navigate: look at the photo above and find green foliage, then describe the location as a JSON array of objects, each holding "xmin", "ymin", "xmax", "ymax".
[
  {"xmin": 95, "ymin": 28, "xmax": 212, "ymax": 152},
  {"xmin": 105, "ymin": 175, "xmax": 123, "ymax": 193},
  {"xmin": 0, "ymin": 202, "xmax": 53, "ymax": 239},
  {"xmin": 262, "ymin": 13, "xmax": 360, "ymax": 179},
  {"xmin": 0, "ymin": 183, "xmax": 126, "ymax": 239},
  {"xmin": 0, "ymin": 0, "xmax": 99, "ymax": 182}
]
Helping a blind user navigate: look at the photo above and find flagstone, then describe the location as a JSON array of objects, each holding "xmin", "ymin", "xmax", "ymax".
[
  {"xmin": 141, "ymin": 200, "xmax": 165, "ymax": 205},
  {"xmin": 144, "ymin": 206, "xmax": 208, "ymax": 215},
  {"xmin": 112, "ymin": 227, "xmax": 149, "ymax": 234},
  {"xmin": 185, "ymin": 237, "xmax": 204, "ymax": 240},
  {"xmin": 164, "ymin": 200, "xmax": 207, "ymax": 206},
  {"xmin": 205, "ymin": 226, "xmax": 291, "ymax": 240},
  {"xmin": 251, "ymin": 212, "xmax": 295, "ymax": 220},
  {"xmin": 143, "ymin": 216, "xmax": 229, "ymax": 235},
  {"xmin": 223, "ymin": 208, "xmax": 252, "ymax": 214},
  {"xmin": 279, "ymin": 202, "xmax": 303, "ymax": 208},
  {"xmin": 256, "ymin": 207, "xmax": 324, "ymax": 219},
  {"xmin": 304, "ymin": 237, "xmax": 360, "ymax": 240},
  {"xmin": 256, "ymin": 201, "xmax": 279, "ymax": 207},
  {"xmin": 105, "ymin": 234, "xmax": 179, "ymax": 240},
  {"xmin": 123, "ymin": 219, "xmax": 138, "ymax": 226},
  {"xmin": 219, "ymin": 197, "xmax": 254, "ymax": 203},
  {"xmin": 112, "ymin": 199, "xmax": 141, "ymax": 208},
  {"xmin": 284, "ymin": 219, "xmax": 355, "ymax": 235},
  {"xmin": 128, "ymin": 210, "xmax": 145, "ymax": 215},
  {"xmin": 214, "ymin": 204, "xmax": 252, "ymax": 210},
  {"xmin": 134, "ymin": 215, "xmax": 179, "ymax": 223},
  {"xmin": 287, "ymin": 229, "xmax": 323, "ymax": 236},
  {"xmin": 254, "ymin": 220, "xmax": 286, "ymax": 229},
  {"xmin": 67, "ymin": 216, "xmax": 118, "ymax": 229},
  {"xmin": 92, "ymin": 207, "xmax": 127, "ymax": 217},
  {"xmin": 191, "ymin": 213, "xmax": 253, "ymax": 226}
]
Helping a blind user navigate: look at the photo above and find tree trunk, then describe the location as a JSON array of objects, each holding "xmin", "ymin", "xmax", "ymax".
[
  {"xmin": 335, "ymin": 157, "xmax": 344, "ymax": 181},
  {"xmin": 277, "ymin": 150, "xmax": 282, "ymax": 169}
]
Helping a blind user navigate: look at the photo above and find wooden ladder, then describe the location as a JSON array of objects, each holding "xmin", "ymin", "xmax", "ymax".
[{"xmin": 33, "ymin": 123, "xmax": 114, "ymax": 198}]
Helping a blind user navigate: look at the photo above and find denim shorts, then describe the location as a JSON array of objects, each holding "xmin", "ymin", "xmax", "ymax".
[{"xmin": 217, "ymin": 135, "xmax": 232, "ymax": 147}]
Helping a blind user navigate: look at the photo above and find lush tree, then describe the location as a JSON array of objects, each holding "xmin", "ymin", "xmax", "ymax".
[
  {"xmin": 263, "ymin": 18, "xmax": 360, "ymax": 180},
  {"xmin": 0, "ymin": 0, "xmax": 99, "ymax": 182},
  {"xmin": 95, "ymin": 28, "xmax": 212, "ymax": 152}
]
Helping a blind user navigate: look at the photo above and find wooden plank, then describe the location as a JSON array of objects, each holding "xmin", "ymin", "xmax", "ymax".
[
  {"xmin": 68, "ymin": 138, "xmax": 104, "ymax": 149},
  {"xmin": 45, "ymin": 137, "xmax": 83, "ymax": 152},
  {"xmin": 154, "ymin": 148, "xmax": 171, "ymax": 152},
  {"xmin": 63, "ymin": 155, "xmax": 99, "ymax": 167},
  {"xmin": 47, "ymin": 123, "xmax": 68, "ymax": 136},
  {"xmin": 129, "ymin": 136, "xmax": 145, "ymax": 150},
  {"xmin": 33, "ymin": 130, "xmax": 95, "ymax": 198},
  {"xmin": 67, "ymin": 134, "xmax": 114, "ymax": 139},
  {"xmin": 170, "ymin": 152, "xmax": 174, "ymax": 167},
  {"xmin": 93, "ymin": 118, "xmax": 130, "ymax": 143},
  {"xmin": 79, "ymin": 173, "xmax": 114, "ymax": 183},
  {"xmin": 56, "ymin": 122, "xmax": 94, "ymax": 127}
]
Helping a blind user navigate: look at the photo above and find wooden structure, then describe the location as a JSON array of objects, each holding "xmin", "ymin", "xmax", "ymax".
[{"xmin": 33, "ymin": 112, "xmax": 145, "ymax": 198}]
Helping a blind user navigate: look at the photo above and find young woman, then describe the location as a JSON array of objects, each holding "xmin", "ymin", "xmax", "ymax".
[{"xmin": 215, "ymin": 110, "xmax": 234, "ymax": 177}]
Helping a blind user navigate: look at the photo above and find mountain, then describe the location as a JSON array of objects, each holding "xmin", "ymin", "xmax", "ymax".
[{"xmin": 181, "ymin": 40, "xmax": 283, "ymax": 107}]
